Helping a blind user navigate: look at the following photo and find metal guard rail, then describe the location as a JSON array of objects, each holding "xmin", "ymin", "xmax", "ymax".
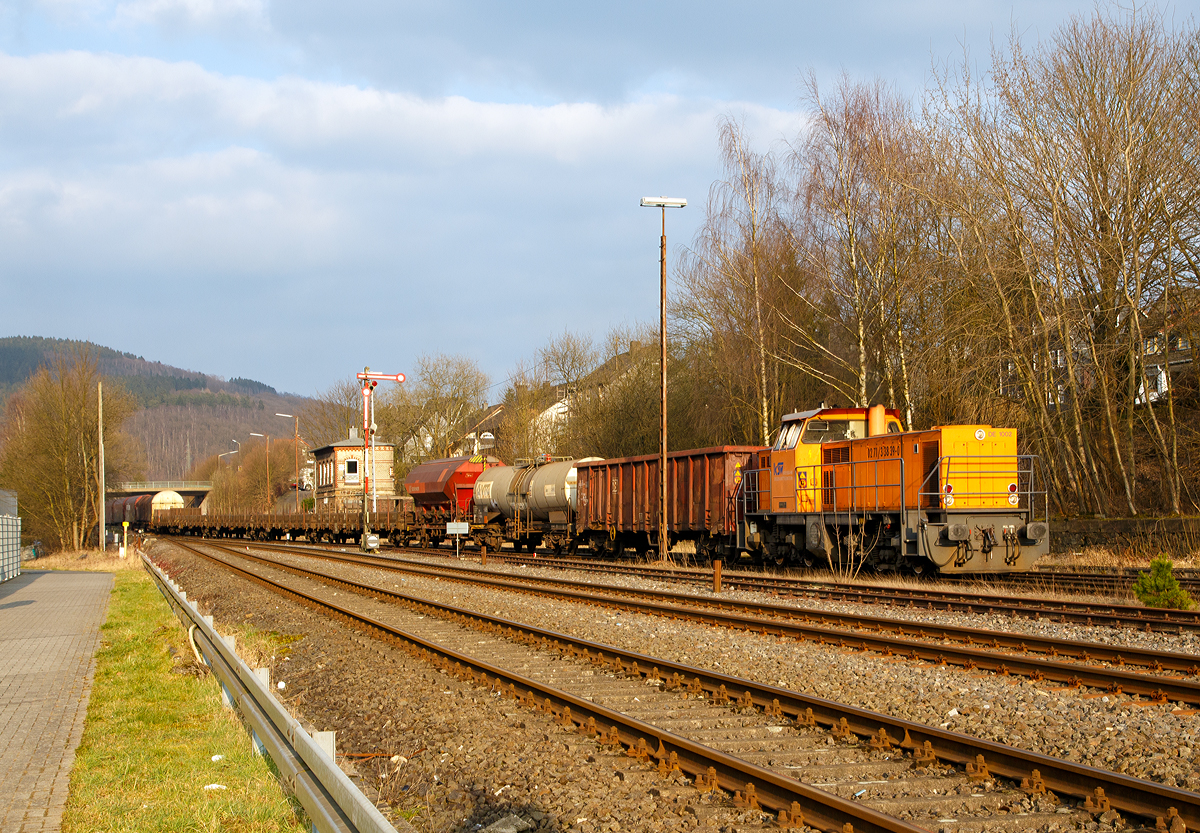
[{"xmin": 142, "ymin": 553, "xmax": 399, "ymax": 833}]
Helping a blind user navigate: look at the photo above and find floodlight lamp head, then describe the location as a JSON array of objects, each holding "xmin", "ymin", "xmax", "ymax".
[{"xmin": 640, "ymin": 197, "xmax": 687, "ymax": 208}]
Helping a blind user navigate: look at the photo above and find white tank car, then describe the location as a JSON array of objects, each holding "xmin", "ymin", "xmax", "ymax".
[{"xmin": 473, "ymin": 459, "xmax": 602, "ymax": 520}]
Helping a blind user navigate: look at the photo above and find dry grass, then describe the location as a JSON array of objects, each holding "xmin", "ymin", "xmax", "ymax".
[
  {"xmin": 24, "ymin": 546, "xmax": 147, "ymax": 573},
  {"xmin": 1037, "ymin": 546, "xmax": 1200, "ymax": 571}
]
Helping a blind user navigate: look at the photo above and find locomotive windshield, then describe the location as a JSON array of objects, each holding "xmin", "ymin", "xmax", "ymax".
[
  {"xmin": 801, "ymin": 419, "xmax": 867, "ymax": 443},
  {"xmin": 774, "ymin": 421, "xmax": 803, "ymax": 450}
]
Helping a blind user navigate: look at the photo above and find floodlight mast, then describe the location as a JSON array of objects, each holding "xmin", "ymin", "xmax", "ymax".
[
  {"xmin": 355, "ymin": 368, "xmax": 406, "ymax": 550},
  {"xmin": 639, "ymin": 196, "xmax": 686, "ymax": 563}
]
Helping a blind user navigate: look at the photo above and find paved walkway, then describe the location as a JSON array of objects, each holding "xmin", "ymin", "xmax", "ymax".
[{"xmin": 0, "ymin": 571, "xmax": 113, "ymax": 833}]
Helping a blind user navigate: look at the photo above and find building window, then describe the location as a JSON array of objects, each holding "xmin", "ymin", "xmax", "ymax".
[{"xmin": 345, "ymin": 459, "xmax": 359, "ymax": 485}]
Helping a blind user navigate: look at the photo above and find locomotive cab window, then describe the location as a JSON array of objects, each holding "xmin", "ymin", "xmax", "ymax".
[
  {"xmin": 774, "ymin": 422, "xmax": 803, "ymax": 450},
  {"xmin": 802, "ymin": 419, "xmax": 866, "ymax": 444},
  {"xmin": 887, "ymin": 421, "xmax": 901, "ymax": 434}
]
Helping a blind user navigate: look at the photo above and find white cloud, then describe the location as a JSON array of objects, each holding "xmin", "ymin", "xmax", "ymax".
[
  {"xmin": 33, "ymin": 0, "xmax": 268, "ymax": 32},
  {"xmin": 114, "ymin": 0, "xmax": 267, "ymax": 28},
  {"xmin": 0, "ymin": 48, "xmax": 795, "ymax": 393},
  {"xmin": 0, "ymin": 49, "xmax": 797, "ymax": 182}
]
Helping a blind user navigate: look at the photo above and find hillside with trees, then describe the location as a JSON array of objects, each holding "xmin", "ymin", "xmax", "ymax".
[{"xmin": 0, "ymin": 336, "xmax": 310, "ymax": 480}]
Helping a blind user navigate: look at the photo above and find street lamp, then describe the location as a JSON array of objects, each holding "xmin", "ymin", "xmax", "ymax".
[
  {"xmin": 276, "ymin": 413, "xmax": 301, "ymax": 514},
  {"xmin": 250, "ymin": 433, "xmax": 269, "ymax": 512},
  {"xmin": 640, "ymin": 196, "xmax": 687, "ymax": 562}
]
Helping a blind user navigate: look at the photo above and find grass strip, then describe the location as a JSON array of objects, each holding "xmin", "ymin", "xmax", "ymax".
[{"xmin": 63, "ymin": 563, "xmax": 308, "ymax": 833}]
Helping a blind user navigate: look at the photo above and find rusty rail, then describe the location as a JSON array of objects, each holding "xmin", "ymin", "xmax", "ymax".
[
  {"xmin": 181, "ymin": 539, "xmax": 1200, "ymax": 831},
  {"xmin": 168, "ymin": 540, "xmax": 921, "ymax": 833},
  {"xmin": 232, "ymin": 541, "xmax": 1200, "ymax": 689}
]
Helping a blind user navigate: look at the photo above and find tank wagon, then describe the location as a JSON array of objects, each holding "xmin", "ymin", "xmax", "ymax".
[{"xmin": 471, "ymin": 457, "xmax": 598, "ymax": 554}]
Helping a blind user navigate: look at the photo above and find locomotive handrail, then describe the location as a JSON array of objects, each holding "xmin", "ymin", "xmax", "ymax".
[
  {"xmin": 738, "ymin": 457, "xmax": 906, "ymax": 518},
  {"xmin": 917, "ymin": 454, "xmax": 1048, "ymax": 522},
  {"xmin": 806, "ymin": 456, "xmax": 906, "ymax": 516}
]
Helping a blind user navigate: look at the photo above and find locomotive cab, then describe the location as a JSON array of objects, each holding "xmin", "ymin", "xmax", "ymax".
[{"xmin": 758, "ymin": 406, "xmax": 903, "ymax": 515}]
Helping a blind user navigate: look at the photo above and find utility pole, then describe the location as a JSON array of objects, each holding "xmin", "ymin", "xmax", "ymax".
[
  {"xmin": 639, "ymin": 196, "xmax": 686, "ymax": 562},
  {"xmin": 276, "ymin": 413, "xmax": 301, "ymax": 513},
  {"xmin": 97, "ymin": 381, "xmax": 105, "ymax": 551}
]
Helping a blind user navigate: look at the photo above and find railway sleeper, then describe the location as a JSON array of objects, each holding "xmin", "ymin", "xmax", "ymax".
[{"xmin": 173, "ymin": 541, "xmax": 1200, "ymax": 831}]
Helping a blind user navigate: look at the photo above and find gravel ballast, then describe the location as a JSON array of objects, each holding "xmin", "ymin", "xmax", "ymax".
[{"xmin": 345, "ymin": 554, "xmax": 1200, "ymax": 793}]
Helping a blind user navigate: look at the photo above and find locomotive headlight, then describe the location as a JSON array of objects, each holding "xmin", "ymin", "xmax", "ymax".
[
  {"xmin": 1008, "ymin": 494, "xmax": 1020, "ymax": 506},
  {"xmin": 944, "ymin": 494, "xmax": 955, "ymax": 506}
]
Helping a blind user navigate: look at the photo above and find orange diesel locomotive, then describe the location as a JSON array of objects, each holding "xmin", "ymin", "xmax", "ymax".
[{"xmin": 741, "ymin": 405, "xmax": 1048, "ymax": 573}]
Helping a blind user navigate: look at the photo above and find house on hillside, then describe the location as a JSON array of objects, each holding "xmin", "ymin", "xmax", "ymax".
[
  {"xmin": 990, "ymin": 294, "xmax": 1197, "ymax": 408},
  {"xmin": 450, "ymin": 341, "xmax": 652, "ymax": 460}
]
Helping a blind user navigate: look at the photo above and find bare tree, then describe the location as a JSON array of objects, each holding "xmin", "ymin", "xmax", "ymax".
[
  {"xmin": 383, "ymin": 353, "xmax": 490, "ymax": 469},
  {"xmin": 299, "ymin": 378, "xmax": 361, "ymax": 449},
  {"xmin": 0, "ymin": 348, "xmax": 142, "ymax": 551}
]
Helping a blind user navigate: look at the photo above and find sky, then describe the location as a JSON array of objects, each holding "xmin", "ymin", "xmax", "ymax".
[{"xmin": 1, "ymin": 0, "xmax": 1196, "ymax": 397}]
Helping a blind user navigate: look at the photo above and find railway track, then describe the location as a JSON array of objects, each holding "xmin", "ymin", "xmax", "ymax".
[
  {"xmin": 395, "ymin": 545, "xmax": 1200, "ymax": 633},
  {"xmin": 215, "ymin": 539, "xmax": 1200, "ymax": 707},
  {"xmin": 161, "ymin": 537, "xmax": 1200, "ymax": 832}
]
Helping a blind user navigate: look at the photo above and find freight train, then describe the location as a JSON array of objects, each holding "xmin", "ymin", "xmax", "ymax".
[{"xmin": 141, "ymin": 405, "xmax": 1050, "ymax": 574}]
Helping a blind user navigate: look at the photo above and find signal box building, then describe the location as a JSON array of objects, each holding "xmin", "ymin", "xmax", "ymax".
[{"xmin": 313, "ymin": 429, "xmax": 397, "ymax": 512}]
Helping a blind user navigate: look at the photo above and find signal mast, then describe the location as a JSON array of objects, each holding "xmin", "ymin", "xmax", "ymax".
[{"xmin": 356, "ymin": 367, "xmax": 405, "ymax": 550}]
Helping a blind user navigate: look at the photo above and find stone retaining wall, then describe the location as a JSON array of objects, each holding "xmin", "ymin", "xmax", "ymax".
[{"xmin": 1051, "ymin": 516, "xmax": 1200, "ymax": 555}]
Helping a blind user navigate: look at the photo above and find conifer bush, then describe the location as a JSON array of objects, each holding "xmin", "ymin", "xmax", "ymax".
[{"xmin": 1132, "ymin": 554, "xmax": 1195, "ymax": 610}]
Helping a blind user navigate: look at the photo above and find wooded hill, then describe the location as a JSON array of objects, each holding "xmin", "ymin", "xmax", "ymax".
[{"xmin": 0, "ymin": 336, "xmax": 311, "ymax": 479}]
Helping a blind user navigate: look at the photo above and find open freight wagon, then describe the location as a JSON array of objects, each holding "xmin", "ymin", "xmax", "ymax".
[{"xmin": 574, "ymin": 446, "xmax": 763, "ymax": 563}]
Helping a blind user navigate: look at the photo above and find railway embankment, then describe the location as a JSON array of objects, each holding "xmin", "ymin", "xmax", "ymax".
[{"xmin": 154, "ymin": 536, "xmax": 1200, "ymax": 832}]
